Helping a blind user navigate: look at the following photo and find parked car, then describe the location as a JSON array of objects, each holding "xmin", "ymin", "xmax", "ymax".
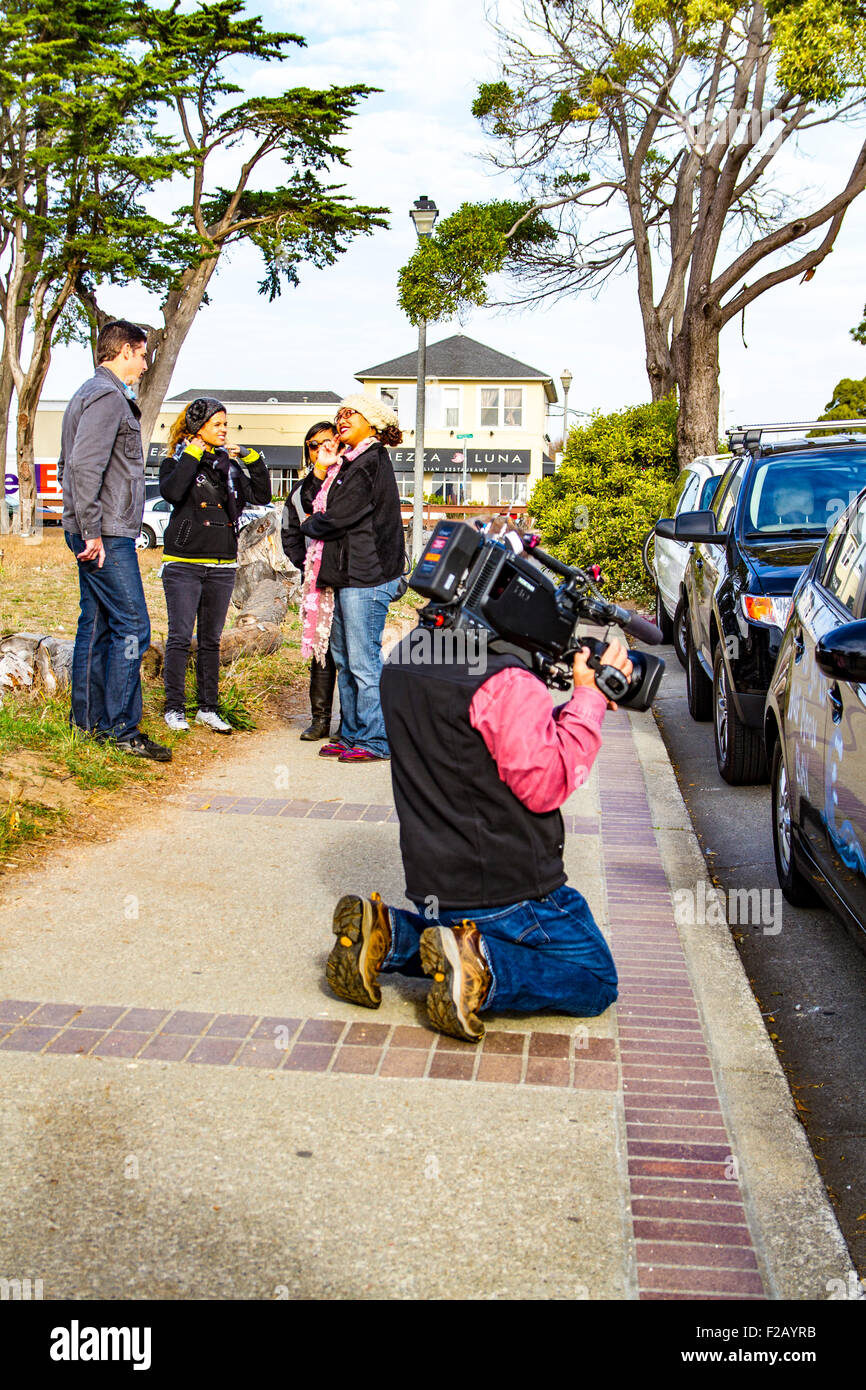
[
  {"xmin": 137, "ymin": 496, "xmax": 172, "ymax": 549},
  {"xmin": 655, "ymin": 422, "xmax": 866, "ymax": 784},
  {"xmin": 765, "ymin": 485, "xmax": 866, "ymax": 938},
  {"xmin": 651, "ymin": 454, "xmax": 729, "ymax": 664}
]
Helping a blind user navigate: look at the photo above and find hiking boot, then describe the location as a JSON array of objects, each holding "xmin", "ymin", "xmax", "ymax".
[
  {"xmin": 326, "ymin": 892, "xmax": 392, "ymax": 1008},
  {"xmin": 419, "ymin": 921, "xmax": 491, "ymax": 1043},
  {"xmin": 115, "ymin": 732, "xmax": 172, "ymax": 763}
]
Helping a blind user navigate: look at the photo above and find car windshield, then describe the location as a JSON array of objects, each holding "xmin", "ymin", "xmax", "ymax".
[{"xmin": 744, "ymin": 450, "xmax": 866, "ymax": 536}]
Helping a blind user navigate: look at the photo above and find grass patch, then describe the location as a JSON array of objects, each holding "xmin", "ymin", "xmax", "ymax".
[
  {"xmin": 0, "ymin": 690, "xmax": 154, "ymax": 791},
  {"xmin": 0, "ymin": 798, "xmax": 64, "ymax": 863}
]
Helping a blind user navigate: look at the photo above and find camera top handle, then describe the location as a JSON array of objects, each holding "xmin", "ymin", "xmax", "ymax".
[{"xmin": 521, "ymin": 534, "xmax": 664, "ymax": 647}]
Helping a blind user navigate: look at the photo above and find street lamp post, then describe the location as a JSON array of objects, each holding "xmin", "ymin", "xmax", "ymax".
[
  {"xmin": 409, "ymin": 195, "xmax": 439, "ymax": 562},
  {"xmin": 560, "ymin": 368, "xmax": 573, "ymax": 460}
]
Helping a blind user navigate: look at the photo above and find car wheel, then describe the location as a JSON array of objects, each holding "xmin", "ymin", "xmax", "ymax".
[
  {"xmin": 673, "ymin": 597, "xmax": 688, "ymax": 669},
  {"xmin": 654, "ymin": 585, "xmax": 674, "ymax": 642},
  {"xmin": 712, "ymin": 645, "xmax": 768, "ymax": 784},
  {"xmin": 686, "ymin": 618, "xmax": 712, "ymax": 721},
  {"xmin": 771, "ymin": 740, "xmax": 818, "ymax": 906},
  {"xmin": 137, "ymin": 525, "xmax": 157, "ymax": 550}
]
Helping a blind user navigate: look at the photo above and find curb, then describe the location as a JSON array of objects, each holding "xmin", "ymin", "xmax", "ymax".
[{"xmin": 627, "ymin": 704, "xmax": 855, "ymax": 1299}]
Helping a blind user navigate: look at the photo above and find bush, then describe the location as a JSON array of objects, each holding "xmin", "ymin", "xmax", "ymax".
[{"xmin": 529, "ymin": 397, "xmax": 678, "ymax": 603}]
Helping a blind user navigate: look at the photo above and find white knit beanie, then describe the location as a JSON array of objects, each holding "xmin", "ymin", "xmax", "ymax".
[{"xmin": 338, "ymin": 393, "xmax": 399, "ymax": 434}]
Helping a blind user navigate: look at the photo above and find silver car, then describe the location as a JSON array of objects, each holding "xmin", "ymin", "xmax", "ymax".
[{"xmin": 650, "ymin": 454, "xmax": 730, "ymax": 664}]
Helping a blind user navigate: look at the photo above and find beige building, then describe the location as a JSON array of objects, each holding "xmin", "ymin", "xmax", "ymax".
[
  {"xmin": 355, "ymin": 334, "xmax": 557, "ymax": 505},
  {"xmin": 24, "ymin": 335, "xmax": 556, "ymax": 509}
]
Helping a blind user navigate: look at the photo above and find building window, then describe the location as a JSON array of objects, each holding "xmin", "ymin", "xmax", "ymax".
[
  {"xmin": 487, "ymin": 476, "xmax": 527, "ymax": 505},
  {"xmin": 269, "ymin": 468, "xmax": 297, "ymax": 497},
  {"xmin": 429, "ymin": 474, "xmax": 469, "ymax": 504},
  {"xmin": 396, "ymin": 476, "xmax": 415, "ymax": 500},
  {"xmin": 442, "ymin": 386, "xmax": 460, "ymax": 428},
  {"xmin": 380, "ymin": 386, "xmax": 400, "ymax": 415},
  {"xmin": 479, "ymin": 386, "xmax": 523, "ymax": 428}
]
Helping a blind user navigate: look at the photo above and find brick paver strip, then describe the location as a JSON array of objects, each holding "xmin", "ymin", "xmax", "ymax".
[
  {"xmin": 428, "ymin": 1050, "xmax": 476, "ymax": 1081},
  {"xmin": 389, "ymin": 1025, "xmax": 430, "ymax": 1049},
  {"xmin": 1, "ymin": 1025, "xmax": 61, "ymax": 1052},
  {"xmin": 252, "ymin": 1016, "xmax": 301, "ymax": 1041},
  {"xmin": 299, "ymin": 1019, "xmax": 345, "ymax": 1045},
  {"xmin": 525, "ymin": 1057, "xmax": 570, "ymax": 1087},
  {"xmin": 0, "ymin": 1000, "xmax": 40, "ymax": 1024},
  {"xmin": 598, "ymin": 723, "xmax": 767, "ymax": 1299},
  {"xmin": 70, "ymin": 1005, "xmax": 126, "ymax": 1030},
  {"xmin": 205, "ymin": 1014, "xmax": 258, "ymax": 1039},
  {"xmin": 188, "ymin": 1038, "xmax": 242, "ymax": 1066},
  {"xmin": 92, "ymin": 1032, "xmax": 144, "ymax": 1059},
  {"xmin": 380, "ymin": 1048, "xmax": 429, "ymax": 1078},
  {"xmin": 477, "ymin": 1054, "xmax": 523, "ymax": 1084},
  {"xmin": 284, "ymin": 1044, "xmax": 333, "ymax": 1073},
  {"xmin": 528, "ymin": 1032, "xmax": 570, "ymax": 1058},
  {"xmin": 46, "ymin": 1029, "xmax": 106, "ymax": 1055},
  {"xmin": 30, "ymin": 1003, "xmax": 81, "ymax": 1027},
  {"xmin": 332, "ymin": 1046, "xmax": 381, "ymax": 1075},
  {"xmin": 120, "ymin": 1009, "xmax": 171, "ymax": 1032},
  {"xmin": 160, "ymin": 1011, "xmax": 215, "ymax": 1035},
  {"xmin": 344, "ymin": 1022, "xmax": 390, "ymax": 1046}
]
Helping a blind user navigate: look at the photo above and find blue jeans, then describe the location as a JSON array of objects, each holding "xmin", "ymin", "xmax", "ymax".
[
  {"xmin": 329, "ymin": 579, "xmax": 401, "ymax": 757},
  {"xmin": 384, "ymin": 883, "xmax": 618, "ymax": 1017},
  {"xmin": 65, "ymin": 533, "xmax": 151, "ymax": 742}
]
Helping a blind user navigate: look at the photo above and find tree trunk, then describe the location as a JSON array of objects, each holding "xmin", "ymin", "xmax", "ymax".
[
  {"xmin": 136, "ymin": 258, "xmax": 220, "ymax": 444},
  {"xmin": 0, "ymin": 369, "xmax": 13, "ymax": 535},
  {"xmin": 672, "ymin": 304, "xmax": 722, "ymax": 463}
]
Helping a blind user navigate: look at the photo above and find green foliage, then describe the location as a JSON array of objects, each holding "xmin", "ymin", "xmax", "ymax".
[
  {"xmin": 820, "ymin": 376, "xmax": 866, "ymax": 419},
  {"xmin": 772, "ymin": 0, "xmax": 866, "ymax": 102},
  {"xmin": 853, "ymin": 305, "xmax": 866, "ymax": 346},
  {"xmin": 529, "ymin": 398, "xmax": 679, "ymax": 602},
  {"xmin": 397, "ymin": 200, "xmax": 556, "ymax": 325}
]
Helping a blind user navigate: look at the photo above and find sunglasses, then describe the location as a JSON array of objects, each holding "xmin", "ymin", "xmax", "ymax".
[{"xmin": 307, "ymin": 438, "xmax": 334, "ymax": 451}]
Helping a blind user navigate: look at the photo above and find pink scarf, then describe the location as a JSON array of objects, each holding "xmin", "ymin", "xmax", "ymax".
[{"xmin": 300, "ymin": 460, "xmax": 342, "ymax": 662}]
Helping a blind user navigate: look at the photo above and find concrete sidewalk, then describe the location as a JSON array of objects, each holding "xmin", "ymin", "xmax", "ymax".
[{"xmin": 0, "ymin": 693, "xmax": 855, "ymax": 1300}]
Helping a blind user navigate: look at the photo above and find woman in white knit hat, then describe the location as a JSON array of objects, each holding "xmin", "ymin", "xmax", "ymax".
[{"xmin": 297, "ymin": 393, "xmax": 406, "ymax": 762}]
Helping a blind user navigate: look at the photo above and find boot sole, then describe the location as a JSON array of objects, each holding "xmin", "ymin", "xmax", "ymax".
[
  {"xmin": 419, "ymin": 927, "xmax": 484, "ymax": 1043},
  {"xmin": 326, "ymin": 895, "xmax": 381, "ymax": 1008}
]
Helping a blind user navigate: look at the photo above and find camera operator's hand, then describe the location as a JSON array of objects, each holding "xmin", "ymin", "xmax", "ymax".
[{"xmin": 573, "ymin": 640, "xmax": 633, "ymax": 711}]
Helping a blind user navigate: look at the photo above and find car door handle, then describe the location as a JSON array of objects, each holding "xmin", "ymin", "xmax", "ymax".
[
  {"xmin": 829, "ymin": 683, "xmax": 844, "ymax": 724},
  {"xmin": 792, "ymin": 628, "xmax": 805, "ymax": 662}
]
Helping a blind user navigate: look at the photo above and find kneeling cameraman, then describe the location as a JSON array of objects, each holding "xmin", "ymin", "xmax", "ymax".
[{"xmin": 325, "ymin": 624, "xmax": 630, "ymax": 1043}]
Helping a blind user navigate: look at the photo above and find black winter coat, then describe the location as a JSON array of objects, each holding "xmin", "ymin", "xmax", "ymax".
[
  {"xmin": 299, "ymin": 441, "xmax": 405, "ymax": 588},
  {"xmin": 159, "ymin": 444, "xmax": 271, "ymax": 561},
  {"xmin": 280, "ymin": 476, "xmax": 308, "ymax": 572}
]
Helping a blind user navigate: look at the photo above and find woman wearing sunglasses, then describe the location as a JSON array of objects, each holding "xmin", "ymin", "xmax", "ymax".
[
  {"xmin": 298, "ymin": 394, "xmax": 405, "ymax": 762},
  {"xmin": 281, "ymin": 421, "xmax": 339, "ymax": 740}
]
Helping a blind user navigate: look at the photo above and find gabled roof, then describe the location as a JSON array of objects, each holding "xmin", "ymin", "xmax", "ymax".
[
  {"xmin": 166, "ymin": 388, "xmax": 341, "ymax": 405},
  {"xmin": 356, "ymin": 335, "xmax": 557, "ymax": 402}
]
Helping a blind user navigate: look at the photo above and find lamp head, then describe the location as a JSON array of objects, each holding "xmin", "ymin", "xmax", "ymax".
[{"xmin": 410, "ymin": 194, "xmax": 439, "ymax": 238}]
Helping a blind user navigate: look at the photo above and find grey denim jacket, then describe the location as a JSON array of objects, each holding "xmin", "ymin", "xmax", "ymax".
[{"xmin": 59, "ymin": 367, "xmax": 145, "ymax": 540}]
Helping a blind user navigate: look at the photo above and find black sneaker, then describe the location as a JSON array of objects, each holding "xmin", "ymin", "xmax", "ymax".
[{"xmin": 115, "ymin": 733, "xmax": 172, "ymax": 763}]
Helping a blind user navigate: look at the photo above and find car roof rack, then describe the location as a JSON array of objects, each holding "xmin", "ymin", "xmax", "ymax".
[{"xmin": 727, "ymin": 420, "xmax": 866, "ymax": 455}]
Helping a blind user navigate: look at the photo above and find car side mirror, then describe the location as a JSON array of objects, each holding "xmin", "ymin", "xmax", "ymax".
[
  {"xmin": 674, "ymin": 510, "xmax": 727, "ymax": 544},
  {"xmin": 654, "ymin": 517, "xmax": 676, "ymax": 540},
  {"xmin": 816, "ymin": 621, "xmax": 866, "ymax": 683}
]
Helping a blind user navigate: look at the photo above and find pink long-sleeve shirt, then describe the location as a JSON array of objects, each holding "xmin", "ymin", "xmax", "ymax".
[{"xmin": 469, "ymin": 667, "xmax": 607, "ymax": 813}]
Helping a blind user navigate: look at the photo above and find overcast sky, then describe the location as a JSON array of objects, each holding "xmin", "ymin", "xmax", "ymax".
[{"xmin": 42, "ymin": 0, "xmax": 866, "ymax": 431}]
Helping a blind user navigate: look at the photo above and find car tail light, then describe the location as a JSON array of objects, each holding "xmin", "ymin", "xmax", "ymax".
[{"xmin": 741, "ymin": 594, "xmax": 793, "ymax": 629}]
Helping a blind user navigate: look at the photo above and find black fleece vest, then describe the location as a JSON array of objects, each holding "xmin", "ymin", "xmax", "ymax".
[{"xmin": 380, "ymin": 634, "xmax": 566, "ymax": 911}]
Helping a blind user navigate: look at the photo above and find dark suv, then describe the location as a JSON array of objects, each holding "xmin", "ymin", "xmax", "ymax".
[{"xmin": 655, "ymin": 422, "xmax": 866, "ymax": 784}]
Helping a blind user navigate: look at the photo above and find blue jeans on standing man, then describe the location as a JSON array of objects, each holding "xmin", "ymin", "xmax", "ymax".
[
  {"xmin": 329, "ymin": 578, "xmax": 401, "ymax": 757},
  {"xmin": 65, "ymin": 532, "xmax": 151, "ymax": 743},
  {"xmin": 383, "ymin": 883, "xmax": 618, "ymax": 1016}
]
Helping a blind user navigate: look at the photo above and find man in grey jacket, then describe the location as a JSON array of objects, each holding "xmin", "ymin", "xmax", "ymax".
[{"xmin": 60, "ymin": 320, "xmax": 170, "ymax": 760}]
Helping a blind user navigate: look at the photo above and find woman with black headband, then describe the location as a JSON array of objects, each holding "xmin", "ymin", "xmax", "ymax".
[{"xmin": 159, "ymin": 396, "xmax": 272, "ymax": 733}]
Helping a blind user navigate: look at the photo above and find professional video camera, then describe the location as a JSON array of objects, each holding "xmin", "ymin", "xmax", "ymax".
[{"xmin": 409, "ymin": 520, "xmax": 665, "ymax": 711}]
